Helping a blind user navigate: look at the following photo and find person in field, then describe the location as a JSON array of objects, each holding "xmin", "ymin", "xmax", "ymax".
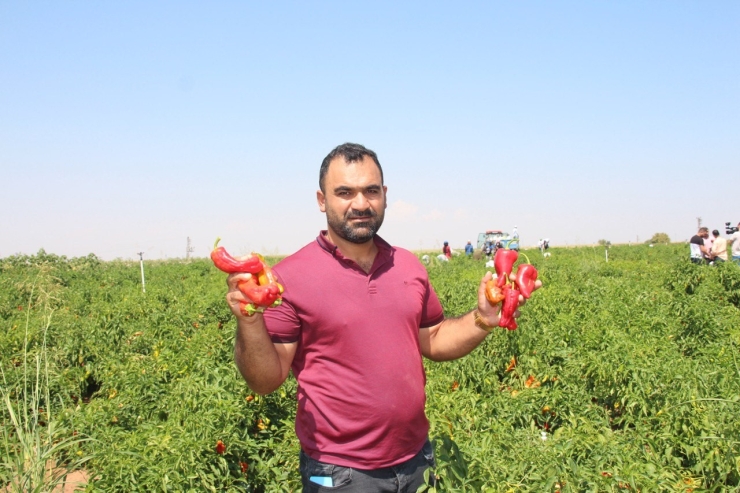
[
  {"xmin": 710, "ymin": 230, "xmax": 728, "ymax": 263},
  {"xmin": 704, "ymin": 230, "xmax": 715, "ymax": 262},
  {"xmin": 465, "ymin": 240, "xmax": 474, "ymax": 256},
  {"xmin": 442, "ymin": 241, "xmax": 452, "ymax": 259},
  {"xmin": 222, "ymin": 143, "xmax": 541, "ymax": 492},
  {"xmin": 689, "ymin": 227, "xmax": 710, "ymax": 264},
  {"xmin": 728, "ymin": 222, "xmax": 740, "ymax": 264}
]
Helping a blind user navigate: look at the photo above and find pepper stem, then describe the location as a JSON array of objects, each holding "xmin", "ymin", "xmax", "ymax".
[
  {"xmin": 213, "ymin": 237, "xmax": 222, "ymax": 250},
  {"xmin": 520, "ymin": 252, "xmax": 531, "ymax": 264}
]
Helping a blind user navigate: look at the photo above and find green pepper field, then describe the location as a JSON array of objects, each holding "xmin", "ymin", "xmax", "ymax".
[{"xmin": 2, "ymin": 244, "xmax": 740, "ymax": 492}]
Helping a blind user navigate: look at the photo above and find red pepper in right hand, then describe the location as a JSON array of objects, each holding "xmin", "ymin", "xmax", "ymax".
[
  {"xmin": 211, "ymin": 238, "xmax": 264, "ymax": 274},
  {"xmin": 237, "ymin": 278, "xmax": 282, "ymax": 315},
  {"xmin": 211, "ymin": 238, "xmax": 285, "ymax": 317}
]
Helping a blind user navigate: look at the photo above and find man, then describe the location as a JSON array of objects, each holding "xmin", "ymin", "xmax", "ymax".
[
  {"xmin": 710, "ymin": 230, "xmax": 728, "ymax": 263},
  {"xmin": 689, "ymin": 227, "xmax": 709, "ymax": 264},
  {"xmin": 728, "ymin": 222, "xmax": 740, "ymax": 264},
  {"xmin": 704, "ymin": 231, "xmax": 715, "ymax": 262},
  {"xmin": 223, "ymin": 143, "xmax": 540, "ymax": 492},
  {"xmin": 465, "ymin": 241, "xmax": 474, "ymax": 256}
]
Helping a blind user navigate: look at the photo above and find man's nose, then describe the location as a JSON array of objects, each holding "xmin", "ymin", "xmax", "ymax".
[{"xmin": 351, "ymin": 192, "xmax": 370, "ymax": 210}]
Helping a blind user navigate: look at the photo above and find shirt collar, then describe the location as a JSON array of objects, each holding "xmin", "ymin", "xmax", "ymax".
[{"xmin": 315, "ymin": 230, "xmax": 392, "ymax": 262}]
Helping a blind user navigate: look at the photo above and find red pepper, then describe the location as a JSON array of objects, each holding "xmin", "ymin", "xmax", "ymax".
[
  {"xmin": 211, "ymin": 238, "xmax": 284, "ymax": 316},
  {"xmin": 238, "ymin": 279, "xmax": 281, "ymax": 308},
  {"xmin": 494, "ymin": 249, "xmax": 519, "ymax": 288},
  {"xmin": 498, "ymin": 284, "xmax": 520, "ymax": 330},
  {"xmin": 211, "ymin": 238, "xmax": 264, "ymax": 274},
  {"xmin": 514, "ymin": 263, "xmax": 538, "ymax": 299},
  {"xmin": 485, "ymin": 279, "xmax": 505, "ymax": 305}
]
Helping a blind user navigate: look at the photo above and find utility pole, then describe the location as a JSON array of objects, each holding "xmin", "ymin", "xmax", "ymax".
[
  {"xmin": 697, "ymin": 217, "xmax": 702, "ymax": 229},
  {"xmin": 186, "ymin": 237, "xmax": 194, "ymax": 260},
  {"xmin": 137, "ymin": 252, "xmax": 146, "ymax": 293}
]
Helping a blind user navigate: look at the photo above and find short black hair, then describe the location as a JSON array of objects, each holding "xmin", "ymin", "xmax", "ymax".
[
  {"xmin": 713, "ymin": 230, "xmax": 720, "ymax": 236},
  {"xmin": 319, "ymin": 143, "xmax": 383, "ymax": 193}
]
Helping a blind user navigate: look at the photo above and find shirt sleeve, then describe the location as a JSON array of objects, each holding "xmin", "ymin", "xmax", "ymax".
[
  {"xmin": 419, "ymin": 276, "xmax": 445, "ymax": 328},
  {"xmin": 262, "ymin": 265, "xmax": 301, "ymax": 344}
]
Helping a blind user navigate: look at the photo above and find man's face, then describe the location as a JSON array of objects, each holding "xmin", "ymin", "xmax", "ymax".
[
  {"xmin": 701, "ymin": 230, "xmax": 709, "ymax": 238},
  {"xmin": 317, "ymin": 156, "xmax": 387, "ymax": 244}
]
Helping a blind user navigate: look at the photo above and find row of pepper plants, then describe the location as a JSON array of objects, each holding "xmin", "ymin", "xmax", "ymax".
[{"xmin": 1, "ymin": 244, "xmax": 739, "ymax": 491}]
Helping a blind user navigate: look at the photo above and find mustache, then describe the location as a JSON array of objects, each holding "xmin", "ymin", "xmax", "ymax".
[{"xmin": 347, "ymin": 210, "xmax": 376, "ymax": 219}]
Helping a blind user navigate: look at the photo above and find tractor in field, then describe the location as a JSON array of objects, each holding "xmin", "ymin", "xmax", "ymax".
[{"xmin": 476, "ymin": 230, "xmax": 519, "ymax": 255}]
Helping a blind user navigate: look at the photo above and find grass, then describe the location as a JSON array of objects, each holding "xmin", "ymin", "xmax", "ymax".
[{"xmin": 1, "ymin": 282, "xmax": 91, "ymax": 493}]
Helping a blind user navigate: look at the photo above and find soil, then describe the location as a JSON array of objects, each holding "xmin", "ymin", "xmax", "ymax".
[{"xmin": 55, "ymin": 470, "xmax": 89, "ymax": 492}]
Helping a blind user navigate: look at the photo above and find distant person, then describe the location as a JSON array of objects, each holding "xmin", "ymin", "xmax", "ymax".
[
  {"xmin": 512, "ymin": 226, "xmax": 519, "ymax": 239},
  {"xmin": 728, "ymin": 222, "xmax": 740, "ymax": 264},
  {"xmin": 484, "ymin": 240, "xmax": 494, "ymax": 259},
  {"xmin": 710, "ymin": 230, "xmax": 728, "ymax": 263},
  {"xmin": 464, "ymin": 241, "xmax": 474, "ymax": 256},
  {"xmin": 442, "ymin": 241, "xmax": 452, "ymax": 259},
  {"xmin": 689, "ymin": 227, "xmax": 710, "ymax": 264},
  {"xmin": 704, "ymin": 231, "xmax": 715, "ymax": 262},
  {"xmin": 537, "ymin": 238, "xmax": 550, "ymax": 255}
]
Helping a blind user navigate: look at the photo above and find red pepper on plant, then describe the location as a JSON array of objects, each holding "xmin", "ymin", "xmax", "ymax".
[{"xmin": 215, "ymin": 440, "xmax": 226, "ymax": 454}]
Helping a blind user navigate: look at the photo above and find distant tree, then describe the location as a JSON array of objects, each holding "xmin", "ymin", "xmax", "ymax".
[
  {"xmin": 646, "ymin": 233, "xmax": 670, "ymax": 245},
  {"xmin": 597, "ymin": 239, "xmax": 611, "ymax": 247}
]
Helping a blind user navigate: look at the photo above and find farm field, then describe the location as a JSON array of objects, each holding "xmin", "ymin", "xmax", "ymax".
[{"xmin": 2, "ymin": 244, "xmax": 740, "ymax": 492}]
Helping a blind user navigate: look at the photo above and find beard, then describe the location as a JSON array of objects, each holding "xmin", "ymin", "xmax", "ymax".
[{"xmin": 326, "ymin": 206, "xmax": 385, "ymax": 244}]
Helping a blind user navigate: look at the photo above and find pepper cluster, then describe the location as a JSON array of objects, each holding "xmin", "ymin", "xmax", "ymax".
[
  {"xmin": 484, "ymin": 249, "xmax": 539, "ymax": 330},
  {"xmin": 211, "ymin": 238, "xmax": 284, "ymax": 316}
]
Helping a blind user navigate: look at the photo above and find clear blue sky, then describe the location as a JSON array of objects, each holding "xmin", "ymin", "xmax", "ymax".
[{"xmin": 2, "ymin": 1, "xmax": 738, "ymax": 260}]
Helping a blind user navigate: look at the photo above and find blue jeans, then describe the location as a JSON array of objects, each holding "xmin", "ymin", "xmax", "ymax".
[{"xmin": 299, "ymin": 439, "xmax": 436, "ymax": 492}]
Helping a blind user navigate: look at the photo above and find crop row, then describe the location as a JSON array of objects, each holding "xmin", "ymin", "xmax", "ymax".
[{"xmin": 1, "ymin": 245, "xmax": 739, "ymax": 491}]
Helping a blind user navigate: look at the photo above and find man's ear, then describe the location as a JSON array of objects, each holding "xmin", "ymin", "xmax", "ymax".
[
  {"xmin": 317, "ymin": 190, "xmax": 326, "ymax": 213},
  {"xmin": 383, "ymin": 185, "xmax": 388, "ymax": 209}
]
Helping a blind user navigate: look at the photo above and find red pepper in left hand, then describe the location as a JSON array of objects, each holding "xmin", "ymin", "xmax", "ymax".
[
  {"xmin": 514, "ymin": 263, "xmax": 538, "ymax": 299},
  {"xmin": 494, "ymin": 249, "xmax": 519, "ymax": 287},
  {"xmin": 485, "ymin": 279, "xmax": 505, "ymax": 305},
  {"xmin": 498, "ymin": 284, "xmax": 520, "ymax": 330}
]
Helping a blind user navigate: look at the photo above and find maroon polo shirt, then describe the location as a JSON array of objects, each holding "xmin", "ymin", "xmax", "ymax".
[{"xmin": 263, "ymin": 231, "xmax": 445, "ymax": 469}]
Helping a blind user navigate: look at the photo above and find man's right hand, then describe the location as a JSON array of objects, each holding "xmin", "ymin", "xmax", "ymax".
[{"xmin": 226, "ymin": 271, "xmax": 260, "ymax": 321}]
